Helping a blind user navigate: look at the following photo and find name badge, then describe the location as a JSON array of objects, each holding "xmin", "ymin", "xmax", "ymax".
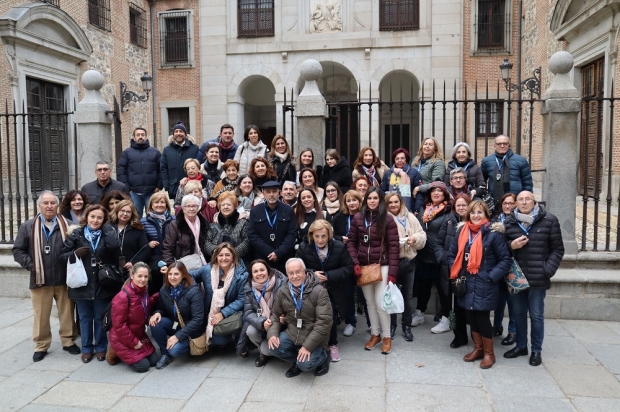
[
  {"xmin": 464, "ymin": 252, "xmax": 470, "ymax": 262},
  {"xmin": 297, "ymin": 319, "xmax": 302, "ymax": 329},
  {"xmin": 90, "ymin": 258, "xmax": 97, "ymax": 267},
  {"xmin": 270, "ymin": 233, "xmax": 276, "ymax": 242},
  {"xmin": 172, "ymin": 321, "xmax": 179, "ymax": 329},
  {"xmin": 363, "ymin": 235, "xmax": 369, "ymax": 243},
  {"xmin": 496, "ymin": 173, "xmax": 502, "ymax": 181},
  {"xmin": 44, "ymin": 246, "xmax": 51, "ymax": 255},
  {"xmin": 256, "ymin": 309, "xmax": 262, "ymax": 316}
]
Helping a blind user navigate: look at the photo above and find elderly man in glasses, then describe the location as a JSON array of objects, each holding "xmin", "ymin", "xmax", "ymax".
[{"xmin": 81, "ymin": 161, "xmax": 129, "ymax": 205}]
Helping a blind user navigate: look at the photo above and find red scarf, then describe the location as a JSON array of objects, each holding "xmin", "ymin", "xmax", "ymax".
[
  {"xmin": 449, "ymin": 219, "xmax": 489, "ymax": 280},
  {"xmin": 189, "ymin": 173, "xmax": 203, "ymax": 182}
]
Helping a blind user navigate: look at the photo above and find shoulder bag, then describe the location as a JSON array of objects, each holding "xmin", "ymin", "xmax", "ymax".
[
  {"xmin": 213, "ymin": 311, "xmax": 243, "ymax": 336},
  {"xmin": 505, "ymin": 258, "xmax": 530, "ymax": 295},
  {"xmin": 179, "ymin": 253, "xmax": 204, "ymax": 271},
  {"xmin": 98, "ymin": 263, "xmax": 124, "ymax": 286},
  {"xmin": 174, "ymin": 301, "xmax": 208, "ymax": 356},
  {"xmin": 357, "ymin": 238, "xmax": 384, "ymax": 287}
]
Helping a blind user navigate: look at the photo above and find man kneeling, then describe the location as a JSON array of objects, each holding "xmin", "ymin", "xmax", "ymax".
[{"xmin": 267, "ymin": 258, "xmax": 333, "ymax": 377}]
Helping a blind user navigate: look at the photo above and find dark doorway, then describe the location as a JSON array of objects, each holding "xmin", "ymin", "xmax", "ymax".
[
  {"xmin": 580, "ymin": 57, "xmax": 604, "ymax": 197},
  {"xmin": 325, "ymin": 104, "xmax": 360, "ymax": 165}
]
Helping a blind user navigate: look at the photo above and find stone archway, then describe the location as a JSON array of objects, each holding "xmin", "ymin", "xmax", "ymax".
[{"xmin": 238, "ymin": 75, "xmax": 277, "ymax": 148}]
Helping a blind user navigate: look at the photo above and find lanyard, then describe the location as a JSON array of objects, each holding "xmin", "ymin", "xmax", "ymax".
[
  {"xmin": 494, "ymin": 154, "xmax": 508, "ymax": 171},
  {"xmin": 253, "ymin": 280, "xmax": 269, "ymax": 304},
  {"xmin": 84, "ymin": 226, "xmax": 101, "ymax": 252},
  {"xmin": 515, "ymin": 211, "xmax": 535, "ymax": 235},
  {"xmin": 130, "ymin": 283, "xmax": 149, "ymax": 322},
  {"xmin": 346, "ymin": 215, "xmax": 352, "ymax": 236},
  {"xmin": 289, "ymin": 282, "xmax": 305, "ymax": 315},
  {"xmin": 468, "ymin": 229, "xmax": 480, "ymax": 246},
  {"xmin": 463, "ymin": 162, "xmax": 471, "ymax": 172},
  {"xmin": 314, "ymin": 244, "xmax": 330, "ymax": 270},
  {"xmin": 40, "ymin": 215, "xmax": 57, "ymax": 240},
  {"xmin": 364, "ymin": 217, "xmax": 377, "ymax": 230},
  {"xmin": 264, "ymin": 206, "xmax": 278, "ymax": 229},
  {"xmin": 417, "ymin": 160, "xmax": 425, "ymax": 172},
  {"xmin": 395, "ymin": 214, "xmax": 407, "ymax": 229}
]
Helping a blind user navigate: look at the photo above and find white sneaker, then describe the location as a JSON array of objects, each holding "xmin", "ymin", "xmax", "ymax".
[
  {"xmin": 411, "ymin": 310, "xmax": 425, "ymax": 327},
  {"xmin": 431, "ymin": 316, "xmax": 451, "ymax": 334},
  {"xmin": 343, "ymin": 324, "xmax": 355, "ymax": 337}
]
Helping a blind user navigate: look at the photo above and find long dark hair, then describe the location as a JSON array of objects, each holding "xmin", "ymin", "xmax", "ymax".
[
  {"xmin": 295, "ymin": 188, "xmax": 322, "ymax": 226},
  {"xmin": 59, "ymin": 190, "xmax": 90, "ymax": 215},
  {"xmin": 360, "ymin": 186, "xmax": 388, "ymax": 234}
]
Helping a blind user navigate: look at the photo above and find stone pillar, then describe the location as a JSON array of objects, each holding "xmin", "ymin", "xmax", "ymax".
[
  {"xmin": 295, "ymin": 59, "xmax": 327, "ymax": 164},
  {"xmin": 73, "ymin": 70, "xmax": 114, "ymax": 187},
  {"xmin": 541, "ymin": 51, "xmax": 581, "ymax": 254}
]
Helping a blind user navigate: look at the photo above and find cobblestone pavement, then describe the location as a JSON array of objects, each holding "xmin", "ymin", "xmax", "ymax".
[{"xmin": 0, "ymin": 297, "xmax": 619, "ymax": 411}]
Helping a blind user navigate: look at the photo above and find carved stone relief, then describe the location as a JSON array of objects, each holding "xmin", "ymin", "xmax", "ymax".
[{"xmin": 310, "ymin": 0, "xmax": 342, "ymax": 33}]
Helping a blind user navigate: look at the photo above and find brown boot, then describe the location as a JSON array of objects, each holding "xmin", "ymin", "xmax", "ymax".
[
  {"xmin": 365, "ymin": 335, "xmax": 382, "ymax": 350},
  {"xmin": 463, "ymin": 331, "xmax": 484, "ymax": 362},
  {"xmin": 106, "ymin": 346, "xmax": 119, "ymax": 366},
  {"xmin": 480, "ymin": 337, "xmax": 496, "ymax": 369},
  {"xmin": 381, "ymin": 337, "xmax": 392, "ymax": 354}
]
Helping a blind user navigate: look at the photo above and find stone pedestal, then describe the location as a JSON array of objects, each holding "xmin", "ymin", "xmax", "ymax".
[
  {"xmin": 295, "ymin": 59, "xmax": 327, "ymax": 163},
  {"xmin": 541, "ymin": 51, "xmax": 580, "ymax": 254},
  {"xmin": 73, "ymin": 70, "xmax": 114, "ymax": 187}
]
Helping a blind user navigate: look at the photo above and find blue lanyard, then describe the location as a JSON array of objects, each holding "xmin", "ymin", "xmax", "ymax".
[
  {"xmin": 395, "ymin": 214, "xmax": 407, "ymax": 229},
  {"xmin": 40, "ymin": 215, "xmax": 57, "ymax": 240},
  {"xmin": 463, "ymin": 162, "xmax": 471, "ymax": 172},
  {"xmin": 515, "ymin": 210, "xmax": 536, "ymax": 235},
  {"xmin": 495, "ymin": 154, "xmax": 508, "ymax": 171},
  {"xmin": 253, "ymin": 280, "xmax": 268, "ymax": 304},
  {"xmin": 289, "ymin": 283, "xmax": 305, "ymax": 314},
  {"xmin": 130, "ymin": 283, "xmax": 149, "ymax": 322},
  {"xmin": 314, "ymin": 244, "xmax": 330, "ymax": 270},
  {"xmin": 364, "ymin": 217, "xmax": 377, "ymax": 230},
  {"xmin": 417, "ymin": 161, "xmax": 425, "ymax": 172},
  {"xmin": 468, "ymin": 229, "xmax": 480, "ymax": 246},
  {"xmin": 264, "ymin": 206, "xmax": 278, "ymax": 229},
  {"xmin": 84, "ymin": 226, "xmax": 101, "ymax": 252},
  {"xmin": 346, "ymin": 215, "xmax": 352, "ymax": 236}
]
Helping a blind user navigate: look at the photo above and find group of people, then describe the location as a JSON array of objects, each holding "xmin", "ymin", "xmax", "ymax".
[{"xmin": 12, "ymin": 125, "xmax": 564, "ymax": 378}]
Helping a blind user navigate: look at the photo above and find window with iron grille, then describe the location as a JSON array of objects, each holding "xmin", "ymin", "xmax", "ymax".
[
  {"xmin": 168, "ymin": 108, "xmax": 190, "ymax": 135},
  {"xmin": 88, "ymin": 0, "xmax": 111, "ymax": 31},
  {"xmin": 159, "ymin": 10, "xmax": 193, "ymax": 67},
  {"xmin": 475, "ymin": 0, "xmax": 509, "ymax": 52},
  {"xmin": 40, "ymin": 0, "xmax": 60, "ymax": 7},
  {"xmin": 379, "ymin": 0, "xmax": 420, "ymax": 31},
  {"xmin": 238, "ymin": 0, "xmax": 274, "ymax": 38},
  {"xmin": 475, "ymin": 102, "xmax": 504, "ymax": 137},
  {"xmin": 130, "ymin": 3, "xmax": 147, "ymax": 48}
]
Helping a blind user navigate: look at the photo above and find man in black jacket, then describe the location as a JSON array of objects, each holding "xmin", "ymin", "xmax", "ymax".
[
  {"xmin": 161, "ymin": 121, "xmax": 199, "ymax": 197},
  {"xmin": 81, "ymin": 161, "xmax": 128, "ymax": 205},
  {"xmin": 117, "ymin": 128, "xmax": 162, "ymax": 217},
  {"xmin": 247, "ymin": 180, "xmax": 297, "ymax": 272},
  {"xmin": 503, "ymin": 191, "xmax": 564, "ymax": 366},
  {"xmin": 12, "ymin": 191, "xmax": 80, "ymax": 362}
]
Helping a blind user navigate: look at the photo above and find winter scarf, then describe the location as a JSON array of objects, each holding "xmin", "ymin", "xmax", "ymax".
[
  {"xmin": 206, "ymin": 265, "xmax": 235, "ymax": 345},
  {"xmin": 449, "ymin": 219, "xmax": 489, "ymax": 279}
]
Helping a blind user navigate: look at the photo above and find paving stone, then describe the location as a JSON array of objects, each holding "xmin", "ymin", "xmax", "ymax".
[
  {"xmin": 604, "ymin": 321, "xmax": 620, "ymax": 336},
  {"xmin": 67, "ymin": 357, "xmax": 149, "ymax": 385},
  {"xmin": 238, "ymin": 402, "xmax": 304, "ymax": 412},
  {"xmin": 128, "ymin": 364, "xmax": 210, "ymax": 399},
  {"xmin": 305, "ymin": 384, "xmax": 385, "ymax": 412},
  {"xmin": 311, "ymin": 358, "xmax": 385, "ymax": 387},
  {"xmin": 481, "ymin": 364, "xmax": 565, "ymax": 398},
  {"xmin": 490, "ymin": 395, "xmax": 573, "ymax": 412},
  {"xmin": 544, "ymin": 319, "xmax": 571, "ymax": 336},
  {"xmin": 209, "ymin": 351, "xmax": 264, "ymax": 380},
  {"xmin": 0, "ymin": 323, "xmax": 32, "ymax": 354},
  {"xmin": 21, "ymin": 406, "xmax": 98, "ymax": 412},
  {"xmin": 27, "ymin": 343, "xmax": 84, "ymax": 372},
  {"xmin": 558, "ymin": 320, "xmax": 620, "ymax": 344},
  {"xmin": 0, "ymin": 305, "xmax": 33, "ymax": 328},
  {"xmin": 0, "ymin": 369, "xmax": 67, "ymax": 411},
  {"xmin": 32, "ymin": 381, "xmax": 131, "ymax": 409},
  {"xmin": 584, "ymin": 343, "xmax": 620, "ymax": 374},
  {"xmin": 245, "ymin": 361, "xmax": 314, "ymax": 404},
  {"xmin": 387, "ymin": 382, "xmax": 492, "ymax": 411},
  {"xmin": 545, "ymin": 361, "xmax": 620, "ymax": 398},
  {"xmin": 541, "ymin": 335, "xmax": 599, "ymax": 365},
  {"xmin": 110, "ymin": 396, "xmax": 186, "ymax": 412},
  {"xmin": 183, "ymin": 377, "xmax": 254, "ymax": 412},
  {"xmin": 0, "ymin": 340, "xmax": 36, "ymax": 377},
  {"xmin": 571, "ymin": 397, "xmax": 620, "ymax": 412},
  {"xmin": 386, "ymin": 350, "xmax": 482, "ymax": 387}
]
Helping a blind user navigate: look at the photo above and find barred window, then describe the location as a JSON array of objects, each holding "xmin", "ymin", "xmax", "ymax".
[
  {"xmin": 168, "ymin": 108, "xmax": 190, "ymax": 135},
  {"xmin": 130, "ymin": 3, "xmax": 147, "ymax": 48},
  {"xmin": 40, "ymin": 0, "xmax": 60, "ymax": 6},
  {"xmin": 379, "ymin": 0, "xmax": 420, "ymax": 31},
  {"xmin": 158, "ymin": 10, "xmax": 193, "ymax": 67},
  {"xmin": 476, "ymin": 102, "xmax": 504, "ymax": 137},
  {"xmin": 475, "ymin": 0, "xmax": 510, "ymax": 52},
  {"xmin": 88, "ymin": 0, "xmax": 111, "ymax": 31},
  {"xmin": 238, "ymin": 0, "xmax": 274, "ymax": 38}
]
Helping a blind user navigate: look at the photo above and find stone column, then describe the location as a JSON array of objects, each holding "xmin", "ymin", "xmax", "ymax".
[
  {"xmin": 73, "ymin": 70, "xmax": 114, "ymax": 187},
  {"xmin": 541, "ymin": 51, "xmax": 581, "ymax": 254},
  {"xmin": 295, "ymin": 59, "xmax": 327, "ymax": 164}
]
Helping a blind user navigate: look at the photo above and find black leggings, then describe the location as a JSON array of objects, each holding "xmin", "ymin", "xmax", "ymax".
[
  {"xmin": 415, "ymin": 277, "xmax": 451, "ymax": 317},
  {"xmin": 466, "ymin": 310, "xmax": 493, "ymax": 339},
  {"xmin": 129, "ymin": 351, "xmax": 159, "ymax": 373}
]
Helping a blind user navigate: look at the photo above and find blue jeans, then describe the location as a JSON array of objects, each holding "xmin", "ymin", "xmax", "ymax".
[
  {"xmin": 130, "ymin": 192, "xmax": 153, "ymax": 218},
  {"xmin": 494, "ymin": 284, "xmax": 516, "ymax": 334},
  {"xmin": 75, "ymin": 298, "xmax": 110, "ymax": 354},
  {"xmin": 149, "ymin": 317, "xmax": 190, "ymax": 357},
  {"xmin": 512, "ymin": 288, "xmax": 546, "ymax": 352},
  {"xmin": 269, "ymin": 331, "xmax": 328, "ymax": 372}
]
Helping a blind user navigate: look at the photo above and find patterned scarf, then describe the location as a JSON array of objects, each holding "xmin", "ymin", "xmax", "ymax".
[
  {"xmin": 149, "ymin": 211, "xmax": 168, "ymax": 230},
  {"xmin": 450, "ymin": 220, "xmax": 489, "ymax": 279},
  {"xmin": 206, "ymin": 264, "xmax": 236, "ymax": 345},
  {"xmin": 362, "ymin": 165, "xmax": 379, "ymax": 187},
  {"xmin": 212, "ymin": 177, "xmax": 239, "ymax": 199},
  {"xmin": 32, "ymin": 214, "xmax": 69, "ymax": 286},
  {"xmin": 251, "ymin": 276, "xmax": 277, "ymax": 320},
  {"xmin": 170, "ymin": 283, "xmax": 184, "ymax": 316},
  {"xmin": 290, "ymin": 275, "xmax": 310, "ymax": 302},
  {"xmin": 422, "ymin": 201, "xmax": 447, "ymax": 223},
  {"xmin": 84, "ymin": 226, "xmax": 102, "ymax": 251}
]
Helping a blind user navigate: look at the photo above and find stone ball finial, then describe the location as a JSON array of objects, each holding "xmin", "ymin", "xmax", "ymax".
[
  {"xmin": 548, "ymin": 51, "xmax": 573, "ymax": 75},
  {"xmin": 82, "ymin": 70, "xmax": 104, "ymax": 91},
  {"xmin": 300, "ymin": 59, "xmax": 322, "ymax": 82}
]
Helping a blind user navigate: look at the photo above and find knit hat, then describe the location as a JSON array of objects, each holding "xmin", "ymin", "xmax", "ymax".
[
  {"xmin": 451, "ymin": 142, "xmax": 471, "ymax": 159},
  {"xmin": 172, "ymin": 121, "xmax": 187, "ymax": 135},
  {"xmin": 428, "ymin": 180, "xmax": 451, "ymax": 200}
]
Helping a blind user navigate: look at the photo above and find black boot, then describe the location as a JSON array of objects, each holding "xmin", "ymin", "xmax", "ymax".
[
  {"xmin": 402, "ymin": 325, "xmax": 413, "ymax": 342},
  {"xmin": 390, "ymin": 324, "xmax": 397, "ymax": 340}
]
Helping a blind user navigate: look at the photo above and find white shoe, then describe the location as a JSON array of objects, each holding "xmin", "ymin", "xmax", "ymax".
[
  {"xmin": 431, "ymin": 316, "xmax": 451, "ymax": 334},
  {"xmin": 411, "ymin": 310, "xmax": 425, "ymax": 327},
  {"xmin": 343, "ymin": 324, "xmax": 355, "ymax": 337}
]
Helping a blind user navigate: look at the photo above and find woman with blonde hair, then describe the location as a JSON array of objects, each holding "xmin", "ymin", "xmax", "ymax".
[
  {"xmin": 141, "ymin": 192, "xmax": 175, "ymax": 293},
  {"xmin": 412, "ymin": 137, "xmax": 446, "ymax": 208},
  {"xmin": 174, "ymin": 158, "xmax": 214, "ymax": 208}
]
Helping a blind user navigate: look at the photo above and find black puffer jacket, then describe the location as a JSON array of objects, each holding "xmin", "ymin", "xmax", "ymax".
[
  {"xmin": 434, "ymin": 212, "xmax": 462, "ymax": 295},
  {"xmin": 162, "ymin": 211, "xmax": 208, "ymax": 266},
  {"xmin": 331, "ymin": 211, "xmax": 352, "ymax": 243},
  {"xmin": 320, "ymin": 157, "xmax": 353, "ymax": 193},
  {"xmin": 117, "ymin": 139, "xmax": 162, "ymax": 194},
  {"xmin": 443, "ymin": 159, "xmax": 486, "ymax": 197},
  {"xmin": 296, "ymin": 239, "xmax": 354, "ymax": 318},
  {"xmin": 448, "ymin": 223, "xmax": 512, "ymax": 311},
  {"xmin": 416, "ymin": 206, "xmax": 452, "ymax": 265},
  {"xmin": 60, "ymin": 224, "xmax": 121, "ymax": 300},
  {"xmin": 503, "ymin": 206, "xmax": 564, "ymax": 289},
  {"xmin": 154, "ymin": 283, "xmax": 205, "ymax": 340}
]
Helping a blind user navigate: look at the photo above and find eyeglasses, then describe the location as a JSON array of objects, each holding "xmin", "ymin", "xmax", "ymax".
[
  {"xmin": 451, "ymin": 176, "xmax": 465, "ymax": 181},
  {"xmin": 96, "ymin": 168, "xmax": 110, "ymax": 172},
  {"xmin": 287, "ymin": 270, "xmax": 305, "ymax": 277},
  {"xmin": 502, "ymin": 202, "xmax": 515, "ymax": 206},
  {"xmin": 495, "ymin": 142, "xmax": 510, "ymax": 147},
  {"xmin": 326, "ymin": 189, "xmax": 336, "ymax": 193},
  {"xmin": 183, "ymin": 204, "xmax": 199, "ymax": 209},
  {"xmin": 517, "ymin": 198, "xmax": 535, "ymax": 203}
]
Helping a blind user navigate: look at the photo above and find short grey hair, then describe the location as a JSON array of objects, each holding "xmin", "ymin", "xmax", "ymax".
[
  {"xmin": 38, "ymin": 190, "xmax": 59, "ymax": 206},
  {"xmin": 95, "ymin": 161, "xmax": 110, "ymax": 168},
  {"xmin": 181, "ymin": 194, "xmax": 201, "ymax": 208},
  {"xmin": 450, "ymin": 167, "xmax": 466, "ymax": 180},
  {"xmin": 282, "ymin": 181, "xmax": 296, "ymax": 190},
  {"xmin": 285, "ymin": 257, "xmax": 306, "ymax": 273}
]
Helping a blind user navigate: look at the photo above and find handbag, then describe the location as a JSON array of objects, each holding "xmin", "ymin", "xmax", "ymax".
[
  {"xmin": 356, "ymin": 237, "xmax": 384, "ymax": 287},
  {"xmin": 505, "ymin": 258, "xmax": 530, "ymax": 295},
  {"xmin": 66, "ymin": 253, "xmax": 88, "ymax": 288},
  {"xmin": 451, "ymin": 276, "xmax": 467, "ymax": 297},
  {"xmin": 213, "ymin": 311, "xmax": 243, "ymax": 335},
  {"xmin": 178, "ymin": 253, "xmax": 204, "ymax": 271},
  {"xmin": 174, "ymin": 301, "xmax": 207, "ymax": 356},
  {"xmin": 98, "ymin": 263, "xmax": 124, "ymax": 286}
]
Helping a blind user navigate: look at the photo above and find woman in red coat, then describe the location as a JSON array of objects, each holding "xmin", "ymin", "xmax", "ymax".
[{"xmin": 109, "ymin": 262, "xmax": 159, "ymax": 372}]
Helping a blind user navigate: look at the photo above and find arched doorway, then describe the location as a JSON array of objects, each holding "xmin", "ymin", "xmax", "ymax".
[
  {"xmin": 379, "ymin": 71, "xmax": 420, "ymax": 162},
  {"xmin": 239, "ymin": 75, "xmax": 277, "ymax": 148}
]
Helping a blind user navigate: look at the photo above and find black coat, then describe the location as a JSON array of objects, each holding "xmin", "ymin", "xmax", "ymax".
[
  {"xmin": 434, "ymin": 213, "xmax": 462, "ymax": 296},
  {"xmin": 331, "ymin": 211, "xmax": 352, "ymax": 243},
  {"xmin": 503, "ymin": 206, "xmax": 564, "ymax": 289},
  {"xmin": 448, "ymin": 224, "xmax": 512, "ymax": 311},
  {"xmin": 60, "ymin": 224, "xmax": 121, "ymax": 300},
  {"xmin": 320, "ymin": 157, "xmax": 353, "ymax": 193},
  {"xmin": 140, "ymin": 213, "xmax": 175, "ymax": 257},
  {"xmin": 162, "ymin": 211, "xmax": 209, "ymax": 266},
  {"xmin": 117, "ymin": 140, "xmax": 162, "ymax": 194},
  {"xmin": 416, "ymin": 206, "xmax": 452, "ymax": 265},
  {"xmin": 296, "ymin": 239, "xmax": 354, "ymax": 319},
  {"xmin": 160, "ymin": 137, "xmax": 200, "ymax": 195},
  {"xmin": 443, "ymin": 159, "xmax": 486, "ymax": 197},
  {"xmin": 81, "ymin": 179, "xmax": 128, "ymax": 205},
  {"xmin": 112, "ymin": 224, "xmax": 151, "ymax": 270},
  {"xmin": 155, "ymin": 283, "xmax": 205, "ymax": 340},
  {"xmin": 270, "ymin": 155, "xmax": 296, "ymax": 185}
]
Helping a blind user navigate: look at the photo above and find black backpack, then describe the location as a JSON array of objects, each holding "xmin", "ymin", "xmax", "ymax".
[{"xmin": 101, "ymin": 288, "xmax": 131, "ymax": 332}]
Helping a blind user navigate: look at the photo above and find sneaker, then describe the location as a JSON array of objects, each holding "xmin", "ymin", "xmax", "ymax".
[
  {"xmin": 411, "ymin": 310, "xmax": 425, "ymax": 327},
  {"xmin": 431, "ymin": 316, "xmax": 451, "ymax": 334},
  {"xmin": 329, "ymin": 345, "xmax": 341, "ymax": 362},
  {"xmin": 381, "ymin": 337, "xmax": 392, "ymax": 354},
  {"xmin": 343, "ymin": 324, "xmax": 355, "ymax": 337}
]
